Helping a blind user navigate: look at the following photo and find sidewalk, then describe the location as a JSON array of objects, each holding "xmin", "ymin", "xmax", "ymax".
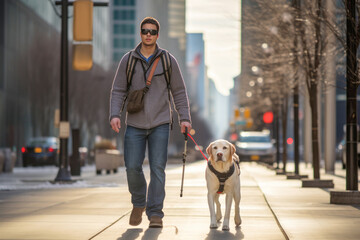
[{"xmin": 0, "ymin": 161, "xmax": 359, "ymax": 239}]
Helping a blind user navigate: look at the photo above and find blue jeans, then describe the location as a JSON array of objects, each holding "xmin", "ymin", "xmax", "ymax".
[{"xmin": 124, "ymin": 124, "xmax": 169, "ymax": 219}]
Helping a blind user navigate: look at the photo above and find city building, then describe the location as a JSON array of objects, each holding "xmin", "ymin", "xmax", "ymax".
[
  {"xmin": 110, "ymin": 0, "xmax": 187, "ymax": 74},
  {"xmin": 0, "ymin": 0, "xmax": 112, "ymax": 164},
  {"xmin": 207, "ymin": 77, "xmax": 231, "ymax": 139},
  {"xmin": 186, "ymin": 33, "xmax": 206, "ymax": 117}
]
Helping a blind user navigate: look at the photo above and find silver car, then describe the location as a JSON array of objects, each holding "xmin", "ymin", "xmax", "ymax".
[{"xmin": 235, "ymin": 130, "xmax": 275, "ymax": 164}]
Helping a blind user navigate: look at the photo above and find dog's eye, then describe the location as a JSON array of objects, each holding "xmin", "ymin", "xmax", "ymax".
[
  {"xmin": 214, "ymin": 146, "xmax": 218, "ymax": 150},
  {"xmin": 223, "ymin": 146, "xmax": 227, "ymax": 150}
]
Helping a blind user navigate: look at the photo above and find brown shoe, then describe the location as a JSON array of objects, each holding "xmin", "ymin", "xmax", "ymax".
[
  {"xmin": 149, "ymin": 216, "xmax": 163, "ymax": 228},
  {"xmin": 129, "ymin": 207, "xmax": 145, "ymax": 226}
]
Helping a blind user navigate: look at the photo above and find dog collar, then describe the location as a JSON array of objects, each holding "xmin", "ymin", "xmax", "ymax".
[{"xmin": 208, "ymin": 161, "xmax": 235, "ymax": 194}]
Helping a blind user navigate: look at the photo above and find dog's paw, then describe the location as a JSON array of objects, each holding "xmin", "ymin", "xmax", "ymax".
[
  {"xmin": 222, "ymin": 225, "xmax": 230, "ymax": 231},
  {"xmin": 210, "ymin": 223, "xmax": 218, "ymax": 229}
]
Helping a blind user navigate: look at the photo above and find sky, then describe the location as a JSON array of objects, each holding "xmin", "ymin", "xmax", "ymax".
[{"xmin": 186, "ymin": 0, "xmax": 240, "ymax": 96}]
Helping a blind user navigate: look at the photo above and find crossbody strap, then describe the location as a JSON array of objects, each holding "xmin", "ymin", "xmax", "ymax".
[{"xmin": 146, "ymin": 56, "xmax": 160, "ymax": 86}]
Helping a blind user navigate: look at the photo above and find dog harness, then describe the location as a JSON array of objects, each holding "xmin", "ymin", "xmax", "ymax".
[{"xmin": 208, "ymin": 161, "xmax": 235, "ymax": 194}]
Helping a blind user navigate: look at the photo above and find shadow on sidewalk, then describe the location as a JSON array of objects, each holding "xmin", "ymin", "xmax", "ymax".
[
  {"xmin": 117, "ymin": 228, "xmax": 162, "ymax": 240},
  {"xmin": 117, "ymin": 228, "xmax": 143, "ymax": 240},
  {"xmin": 205, "ymin": 227, "xmax": 244, "ymax": 240}
]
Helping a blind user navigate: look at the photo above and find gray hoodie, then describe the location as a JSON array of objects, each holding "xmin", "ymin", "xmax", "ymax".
[{"xmin": 110, "ymin": 43, "xmax": 191, "ymax": 129}]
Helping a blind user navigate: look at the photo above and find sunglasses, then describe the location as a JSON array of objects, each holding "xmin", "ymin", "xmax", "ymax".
[{"xmin": 141, "ymin": 29, "xmax": 158, "ymax": 35}]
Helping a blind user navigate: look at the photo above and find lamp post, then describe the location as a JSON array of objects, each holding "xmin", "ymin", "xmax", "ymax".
[
  {"xmin": 55, "ymin": 0, "xmax": 71, "ymax": 181},
  {"xmin": 54, "ymin": 0, "xmax": 108, "ymax": 182}
]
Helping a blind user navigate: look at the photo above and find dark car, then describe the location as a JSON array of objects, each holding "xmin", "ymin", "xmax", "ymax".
[{"xmin": 22, "ymin": 137, "xmax": 59, "ymax": 167}]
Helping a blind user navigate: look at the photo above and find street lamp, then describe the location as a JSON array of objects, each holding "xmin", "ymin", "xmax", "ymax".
[{"xmin": 54, "ymin": 0, "xmax": 108, "ymax": 182}]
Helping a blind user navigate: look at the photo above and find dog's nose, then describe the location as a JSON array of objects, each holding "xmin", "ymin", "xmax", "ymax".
[{"xmin": 217, "ymin": 152, "xmax": 223, "ymax": 158}]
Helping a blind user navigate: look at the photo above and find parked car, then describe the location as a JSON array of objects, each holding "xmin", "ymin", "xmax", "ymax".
[
  {"xmin": 22, "ymin": 137, "xmax": 59, "ymax": 167},
  {"xmin": 336, "ymin": 138, "xmax": 345, "ymax": 162},
  {"xmin": 235, "ymin": 130, "xmax": 275, "ymax": 164}
]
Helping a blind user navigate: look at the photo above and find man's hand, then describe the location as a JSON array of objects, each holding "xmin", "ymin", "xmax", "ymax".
[
  {"xmin": 110, "ymin": 118, "xmax": 121, "ymax": 133},
  {"xmin": 180, "ymin": 121, "xmax": 192, "ymax": 134}
]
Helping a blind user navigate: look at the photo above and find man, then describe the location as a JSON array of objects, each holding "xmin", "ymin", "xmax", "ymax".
[{"xmin": 109, "ymin": 17, "xmax": 192, "ymax": 228}]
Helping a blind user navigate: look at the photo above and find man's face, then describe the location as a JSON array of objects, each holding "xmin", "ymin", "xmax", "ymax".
[{"xmin": 140, "ymin": 23, "xmax": 158, "ymax": 47}]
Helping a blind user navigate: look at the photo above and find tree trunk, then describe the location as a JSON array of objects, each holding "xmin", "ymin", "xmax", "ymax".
[
  {"xmin": 292, "ymin": 0, "xmax": 300, "ymax": 175},
  {"xmin": 346, "ymin": 0, "xmax": 358, "ymax": 190},
  {"xmin": 310, "ymin": 82, "xmax": 320, "ymax": 179}
]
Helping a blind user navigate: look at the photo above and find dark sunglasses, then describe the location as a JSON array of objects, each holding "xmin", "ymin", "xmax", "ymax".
[{"xmin": 141, "ymin": 29, "xmax": 158, "ymax": 35}]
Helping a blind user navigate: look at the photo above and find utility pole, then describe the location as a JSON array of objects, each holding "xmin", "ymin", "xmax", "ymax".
[
  {"xmin": 275, "ymin": 100, "xmax": 280, "ymax": 169},
  {"xmin": 346, "ymin": 0, "xmax": 358, "ymax": 190},
  {"xmin": 55, "ymin": 0, "xmax": 71, "ymax": 181},
  {"xmin": 54, "ymin": 0, "xmax": 108, "ymax": 182}
]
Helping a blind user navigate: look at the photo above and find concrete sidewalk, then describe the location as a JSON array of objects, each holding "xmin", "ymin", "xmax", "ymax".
[{"xmin": 0, "ymin": 161, "xmax": 359, "ymax": 239}]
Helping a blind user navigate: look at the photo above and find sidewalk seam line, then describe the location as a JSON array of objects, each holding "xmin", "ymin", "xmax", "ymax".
[
  {"xmin": 88, "ymin": 209, "xmax": 132, "ymax": 240},
  {"xmin": 244, "ymin": 165, "xmax": 290, "ymax": 240},
  {"xmin": 261, "ymin": 191, "xmax": 290, "ymax": 240}
]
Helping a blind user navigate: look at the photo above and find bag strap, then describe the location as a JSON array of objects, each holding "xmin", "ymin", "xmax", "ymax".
[
  {"xmin": 160, "ymin": 50, "xmax": 174, "ymax": 129},
  {"xmin": 146, "ymin": 56, "xmax": 160, "ymax": 86},
  {"xmin": 160, "ymin": 50, "xmax": 172, "ymax": 88},
  {"xmin": 126, "ymin": 51, "xmax": 138, "ymax": 91}
]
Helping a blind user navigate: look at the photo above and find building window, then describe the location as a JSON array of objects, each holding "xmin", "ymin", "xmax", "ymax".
[
  {"xmin": 113, "ymin": 10, "xmax": 135, "ymax": 20},
  {"xmin": 114, "ymin": 0, "xmax": 135, "ymax": 6},
  {"xmin": 113, "ymin": 51, "xmax": 129, "ymax": 62},
  {"xmin": 113, "ymin": 24, "xmax": 135, "ymax": 34},
  {"xmin": 113, "ymin": 38, "xmax": 135, "ymax": 48}
]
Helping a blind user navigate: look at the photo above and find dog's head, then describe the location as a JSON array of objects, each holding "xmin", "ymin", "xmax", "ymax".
[{"xmin": 206, "ymin": 139, "xmax": 236, "ymax": 163}]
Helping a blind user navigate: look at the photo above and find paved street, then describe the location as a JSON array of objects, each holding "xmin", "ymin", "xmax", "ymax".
[{"xmin": 0, "ymin": 160, "xmax": 360, "ymax": 239}]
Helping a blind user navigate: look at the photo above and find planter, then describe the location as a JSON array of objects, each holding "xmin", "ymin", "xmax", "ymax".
[{"xmin": 95, "ymin": 149, "xmax": 124, "ymax": 175}]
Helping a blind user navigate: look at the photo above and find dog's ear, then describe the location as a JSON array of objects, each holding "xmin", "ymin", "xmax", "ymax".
[
  {"xmin": 206, "ymin": 142, "xmax": 213, "ymax": 159},
  {"xmin": 230, "ymin": 142, "xmax": 236, "ymax": 156}
]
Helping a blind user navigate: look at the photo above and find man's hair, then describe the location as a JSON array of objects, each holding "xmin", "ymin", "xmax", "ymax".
[{"xmin": 140, "ymin": 17, "xmax": 160, "ymax": 32}]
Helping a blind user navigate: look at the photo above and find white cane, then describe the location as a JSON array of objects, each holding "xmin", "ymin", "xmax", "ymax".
[{"xmin": 180, "ymin": 127, "xmax": 188, "ymax": 197}]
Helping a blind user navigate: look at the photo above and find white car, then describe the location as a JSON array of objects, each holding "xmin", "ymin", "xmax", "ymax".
[
  {"xmin": 338, "ymin": 138, "xmax": 360, "ymax": 169},
  {"xmin": 235, "ymin": 130, "xmax": 275, "ymax": 164}
]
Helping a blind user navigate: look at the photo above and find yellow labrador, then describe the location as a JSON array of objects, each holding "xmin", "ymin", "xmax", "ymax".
[{"xmin": 206, "ymin": 139, "xmax": 241, "ymax": 231}]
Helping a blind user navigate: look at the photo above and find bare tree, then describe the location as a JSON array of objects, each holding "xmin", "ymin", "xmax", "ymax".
[{"xmin": 241, "ymin": 0, "xmax": 295, "ymax": 169}]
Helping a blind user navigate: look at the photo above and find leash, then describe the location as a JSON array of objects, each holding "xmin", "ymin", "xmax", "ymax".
[
  {"xmin": 179, "ymin": 131, "xmax": 209, "ymax": 198},
  {"xmin": 186, "ymin": 133, "xmax": 209, "ymax": 161}
]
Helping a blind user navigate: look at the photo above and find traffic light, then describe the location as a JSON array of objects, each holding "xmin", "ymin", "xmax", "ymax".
[
  {"xmin": 244, "ymin": 108, "xmax": 251, "ymax": 119},
  {"xmin": 73, "ymin": 0, "xmax": 93, "ymax": 41},
  {"xmin": 246, "ymin": 118, "xmax": 253, "ymax": 128},
  {"xmin": 263, "ymin": 111, "xmax": 274, "ymax": 124},
  {"xmin": 72, "ymin": 44, "xmax": 93, "ymax": 71},
  {"xmin": 234, "ymin": 108, "xmax": 240, "ymax": 118}
]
